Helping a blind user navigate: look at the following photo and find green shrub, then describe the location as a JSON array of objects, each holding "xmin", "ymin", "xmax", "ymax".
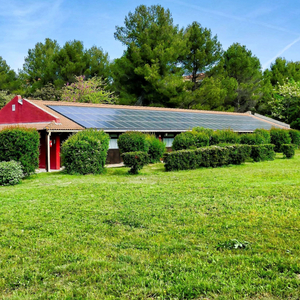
[
  {"xmin": 117, "ymin": 132, "xmax": 149, "ymax": 154},
  {"xmin": 254, "ymin": 129, "xmax": 271, "ymax": 144},
  {"xmin": 61, "ymin": 129, "xmax": 109, "ymax": 175},
  {"xmin": 193, "ymin": 127, "xmax": 214, "ymax": 136},
  {"xmin": 121, "ymin": 151, "xmax": 149, "ymax": 174},
  {"xmin": 289, "ymin": 130, "xmax": 300, "ymax": 148},
  {"xmin": 146, "ymin": 135, "xmax": 166, "ymax": 163},
  {"xmin": 281, "ymin": 144, "xmax": 295, "ymax": 158},
  {"xmin": 210, "ymin": 132, "xmax": 220, "ymax": 145},
  {"xmin": 0, "ymin": 160, "xmax": 24, "ymax": 186},
  {"xmin": 214, "ymin": 129, "xmax": 240, "ymax": 144},
  {"xmin": 270, "ymin": 128, "xmax": 291, "ymax": 152},
  {"xmin": 172, "ymin": 131, "xmax": 209, "ymax": 150},
  {"xmin": 0, "ymin": 126, "xmax": 39, "ymax": 176},
  {"xmin": 240, "ymin": 133, "xmax": 265, "ymax": 145},
  {"xmin": 250, "ymin": 144, "xmax": 275, "ymax": 162},
  {"xmin": 163, "ymin": 145, "xmax": 250, "ymax": 172}
]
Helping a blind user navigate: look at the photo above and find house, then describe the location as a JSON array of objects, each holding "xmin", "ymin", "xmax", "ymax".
[{"xmin": 0, "ymin": 96, "xmax": 290, "ymax": 171}]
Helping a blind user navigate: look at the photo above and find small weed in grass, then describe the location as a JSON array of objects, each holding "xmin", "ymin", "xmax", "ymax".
[{"xmin": 216, "ymin": 239, "xmax": 251, "ymax": 250}]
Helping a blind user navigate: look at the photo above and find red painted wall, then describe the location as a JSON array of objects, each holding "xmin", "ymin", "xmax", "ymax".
[
  {"xmin": 0, "ymin": 96, "xmax": 60, "ymax": 124},
  {"xmin": 50, "ymin": 135, "xmax": 60, "ymax": 170},
  {"xmin": 39, "ymin": 133, "xmax": 46, "ymax": 169}
]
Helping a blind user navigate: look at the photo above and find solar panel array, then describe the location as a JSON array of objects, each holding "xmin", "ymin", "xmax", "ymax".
[{"xmin": 48, "ymin": 105, "xmax": 279, "ymax": 132}]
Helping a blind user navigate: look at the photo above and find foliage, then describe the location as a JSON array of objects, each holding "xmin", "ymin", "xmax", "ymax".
[
  {"xmin": 172, "ymin": 131, "xmax": 209, "ymax": 151},
  {"xmin": 121, "ymin": 151, "xmax": 149, "ymax": 174},
  {"xmin": 32, "ymin": 83, "xmax": 62, "ymax": 101},
  {"xmin": 20, "ymin": 39, "xmax": 111, "ymax": 96},
  {"xmin": 145, "ymin": 135, "xmax": 166, "ymax": 163},
  {"xmin": 214, "ymin": 129, "xmax": 240, "ymax": 144},
  {"xmin": 289, "ymin": 129, "xmax": 300, "ymax": 147},
  {"xmin": 268, "ymin": 79, "xmax": 300, "ymax": 128},
  {"xmin": 164, "ymin": 144, "xmax": 250, "ymax": 171},
  {"xmin": 0, "ymin": 160, "xmax": 24, "ymax": 186},
  {"xmin": 192, "ymin": 126, "xmax": 214, "ymax": 136},
  {"xmin": 61, "ymin": 75, "xmax": 116, "ymax": 104},
  {"xmin": 240, "ymin": 133, "xmax": 265, "ymax": 145},
  {"xmin": 113, "ymin": 5, "xmax": 186, "ymax": 106},
  {"xmin": 61, "ymin": 129, "xmax": 109, "ymax": 175},
  {"xmin": 250, "ymin": 144, "xmax": 276, "ymax": 162},
  {"xmin": 0, "ymin": 56, "xmax": 21, "ymax": 93},
  {"xmin": 270, "ymin": 128, "xmax": 292, "ymax": 152},
  {"xmin": 0, "ymin": 90, "xmax": 16, "ymax": 109},
  {"xmin": 0, "ymin": 127, "xmax": 39, "ymax": 176},
  {"xmin": 215, "ymin": 43, "xmax": 262, "ymax": 112},
  {"xmin": 117, "ymin": 131, "xmax": 149, "ymax": 154},
  {"xmin": 254, "ymin": 128, "xmax": 271, "ymax": 144},
  {"xmin": 281, "ymin": 144, "xmax": 295, "ymax": 159}
]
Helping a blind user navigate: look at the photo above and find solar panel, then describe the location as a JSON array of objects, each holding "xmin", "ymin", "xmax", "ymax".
[{"xmin": 48, "ymin": 105, "xmax": 282, "ymax": 132}]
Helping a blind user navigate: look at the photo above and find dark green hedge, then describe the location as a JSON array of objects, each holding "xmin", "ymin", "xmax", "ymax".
[
  {"xmin": 61, "ymin": 129, "xmax": 109, "ymax": 175},
  {"xmin": 240, "ymin": 133, "xmax": 265, "ymax": 145},
  {"xmin": 289, "ymin": 130, "xmax": 300, "ymax": 148},
  {"xmin": 270, "ymin": 128, "xmax": 291, "ymax": 152},
  {"xmin": 0, "ymin": 160, "xmax": 24, "ymax": 186},
  {"xmin": 254, "ymin": 129, "xmax": 271, "ymax": 144},
  {"xmin": 0, "ymin": 126, "xmax": 39, "ymax": 176},
  {"xmin": 121, "ymin": 151, "xmax": 149, "ymax": 174},
  {"xmin": 282, "ymin": 144, "xmax": 295, "ymax": 158},
  {"xmin": 164, "ymin": 144, "xmax": 251, "ymax": 172},
  {"xmin": 117, "ymin": 131, "xmax": 149, "ymax": 154},
  {"xmin": 146, "ymin": 135, "xmax": 166, "ymax": 163},
  {"xmin": 172, "ymin": 131, "xmax": 209, "ymax": 150},
  {"xmin": 250, "ymin": 144, "xmax": 275, "ymax": 162}
]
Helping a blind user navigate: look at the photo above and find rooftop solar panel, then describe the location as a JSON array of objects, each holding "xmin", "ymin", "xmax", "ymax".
[{"xmin": 48, "ymin": 105, "xmax": 283, "ymax": 132}]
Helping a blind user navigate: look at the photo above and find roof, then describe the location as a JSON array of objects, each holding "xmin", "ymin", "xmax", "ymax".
[{"xmin": 0, "ymin": 98, "xmax": 290, "ymax": 132}]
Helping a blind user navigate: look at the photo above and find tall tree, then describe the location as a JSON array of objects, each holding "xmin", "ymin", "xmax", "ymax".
[
  {"xmin": 215, "ymin": 43, "xmax": 262, "ymax": 112},
  {"xmin": 113, "ymin": 5, "xmax": 186, "ymax": 106}
]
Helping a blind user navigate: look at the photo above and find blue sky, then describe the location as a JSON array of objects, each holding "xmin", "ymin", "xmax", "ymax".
[{"xmin": 0, "ymin": 0, "xmax": 299, "ymax": 72}]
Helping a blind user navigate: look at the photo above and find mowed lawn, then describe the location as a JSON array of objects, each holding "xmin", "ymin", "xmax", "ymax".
[{"xmin": 1, "ymin": 153, "xmax": 300, "ymax": 299}]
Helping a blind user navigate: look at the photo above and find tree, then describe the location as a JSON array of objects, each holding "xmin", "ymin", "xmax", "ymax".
[
  {"xmin": 268, "ymin": 79, "xmax": 300, "ymax": 129},
  {"xmin": 268, "ymin": 57, "xmax": 300, "ymax": 86},
  {"xmin": 216, "ymin": 43, "xmax": 262, "ymax": 112},
  {"xmin": 61, "ymin": 75, "xmax": 117, "ymax": 104},
  {"xmin": 113, "ymin": 5, "xmax": 186, "ymax": 106}
]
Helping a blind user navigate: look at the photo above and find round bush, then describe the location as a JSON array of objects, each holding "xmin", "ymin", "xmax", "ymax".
[
  {"xmin": 172, "ymin": 131, "xmax": 209, "ymax": 151},
  {"xmin": 214, "ymin": 129, "xmax": 240, "ymax": 144},
  {"xmin": 121, "ymin": 151, "xmax": 149, "ymax": 174},
  {"xmin": 146, "ymin": 135, "xmax": 166, "ymax": 163},
  {"xmin": 289, "ymin": 130, "xmax": 300, "ymax": 148},
  {"xmin": 270, "ymin": 128, "xmax": 291, "ymax": 152},
  {"xmin": 61, "ymin": 129, "xmax": 109, "ymax": 175},
  {"xmin": 0, "ymin": 160, "xmax": 24, "ymax": 186},
  {"xmin": 281, "ymin": 144, "xmax": 295, "ymax": 158},
  {"xmin": 254, "ymin": 129, "xmax": 271, "ymax": 144},
  {"xmin": 0, "ymin": 126, "xmax": 39, "ymax": 176},
  {"xmin": 117, "ymin": 132, "xmax": 149, "ymax": 154}
]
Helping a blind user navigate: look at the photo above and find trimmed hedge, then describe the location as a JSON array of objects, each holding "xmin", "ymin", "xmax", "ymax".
[
  {"xmin": 270, "ymin": 128, "xmax": 291, "ymax": 152},
  {"xmin": 289, "ymin": 130, "xmax": 300, "ymax": 148},
  {"xmin": 254, "ymin": 129, "xmax": 271, "ymax": 144},
  {"xmin": 117, "ymin": 131, "xmax": 149, "ymax": 154},
  {"xmin": 240, "ymin": 133, "xmax": 265, "ymax": 145},
  {"xmin": 121, "ymin": 151, "xmax": 149, "ymax": 174},
  {"xmin": 212, "ymin": 129, "xmax": 240, "ymax": 145},
  {"xmin": 282, "ymin": 144, "xmax": 295, "ymax": 158},
  {"xmin": 172, "ymin": 131, "xmax": 209, "ymax": 150},
  {"xmin": 61, "ymin": 129, "xmax": 109, "ymax": 175},
  {"xmin": 163, "ymin": 145, "xmax": 251, "ymax": 172},
  {"xmin": 0, "ymin": 160, "xmax": 24, "ymax": 186},
  {"xmin": 0, "ymin": 126, "xmax": 39, "ymax": 176},
  {"xmin": 250, "ymin": 144, "xmax": 275, "ymax": 162},
  {"xmin": 146, "ymin": 135, "xmax": 166, "ymax": 163}
]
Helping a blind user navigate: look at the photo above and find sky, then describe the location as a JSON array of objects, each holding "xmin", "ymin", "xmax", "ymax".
[{"xmin": 0, "ymin": 0, "xmax": 299, "ymax": 72}]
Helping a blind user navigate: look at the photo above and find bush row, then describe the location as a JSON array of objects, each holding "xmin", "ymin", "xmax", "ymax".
[{"xmin": 164, "ymin": 144, "xmax": 275, "ymax": 172}]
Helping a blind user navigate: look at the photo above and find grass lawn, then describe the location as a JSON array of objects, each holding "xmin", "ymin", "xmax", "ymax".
[{"xmin": 0, "ymin": 152, "xmax": 300, "ymax": 299}]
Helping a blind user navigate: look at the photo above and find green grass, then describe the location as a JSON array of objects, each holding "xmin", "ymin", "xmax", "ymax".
[{"xmin": 1, "ymin": 153, "xmax": 300, "ymax": 299}]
